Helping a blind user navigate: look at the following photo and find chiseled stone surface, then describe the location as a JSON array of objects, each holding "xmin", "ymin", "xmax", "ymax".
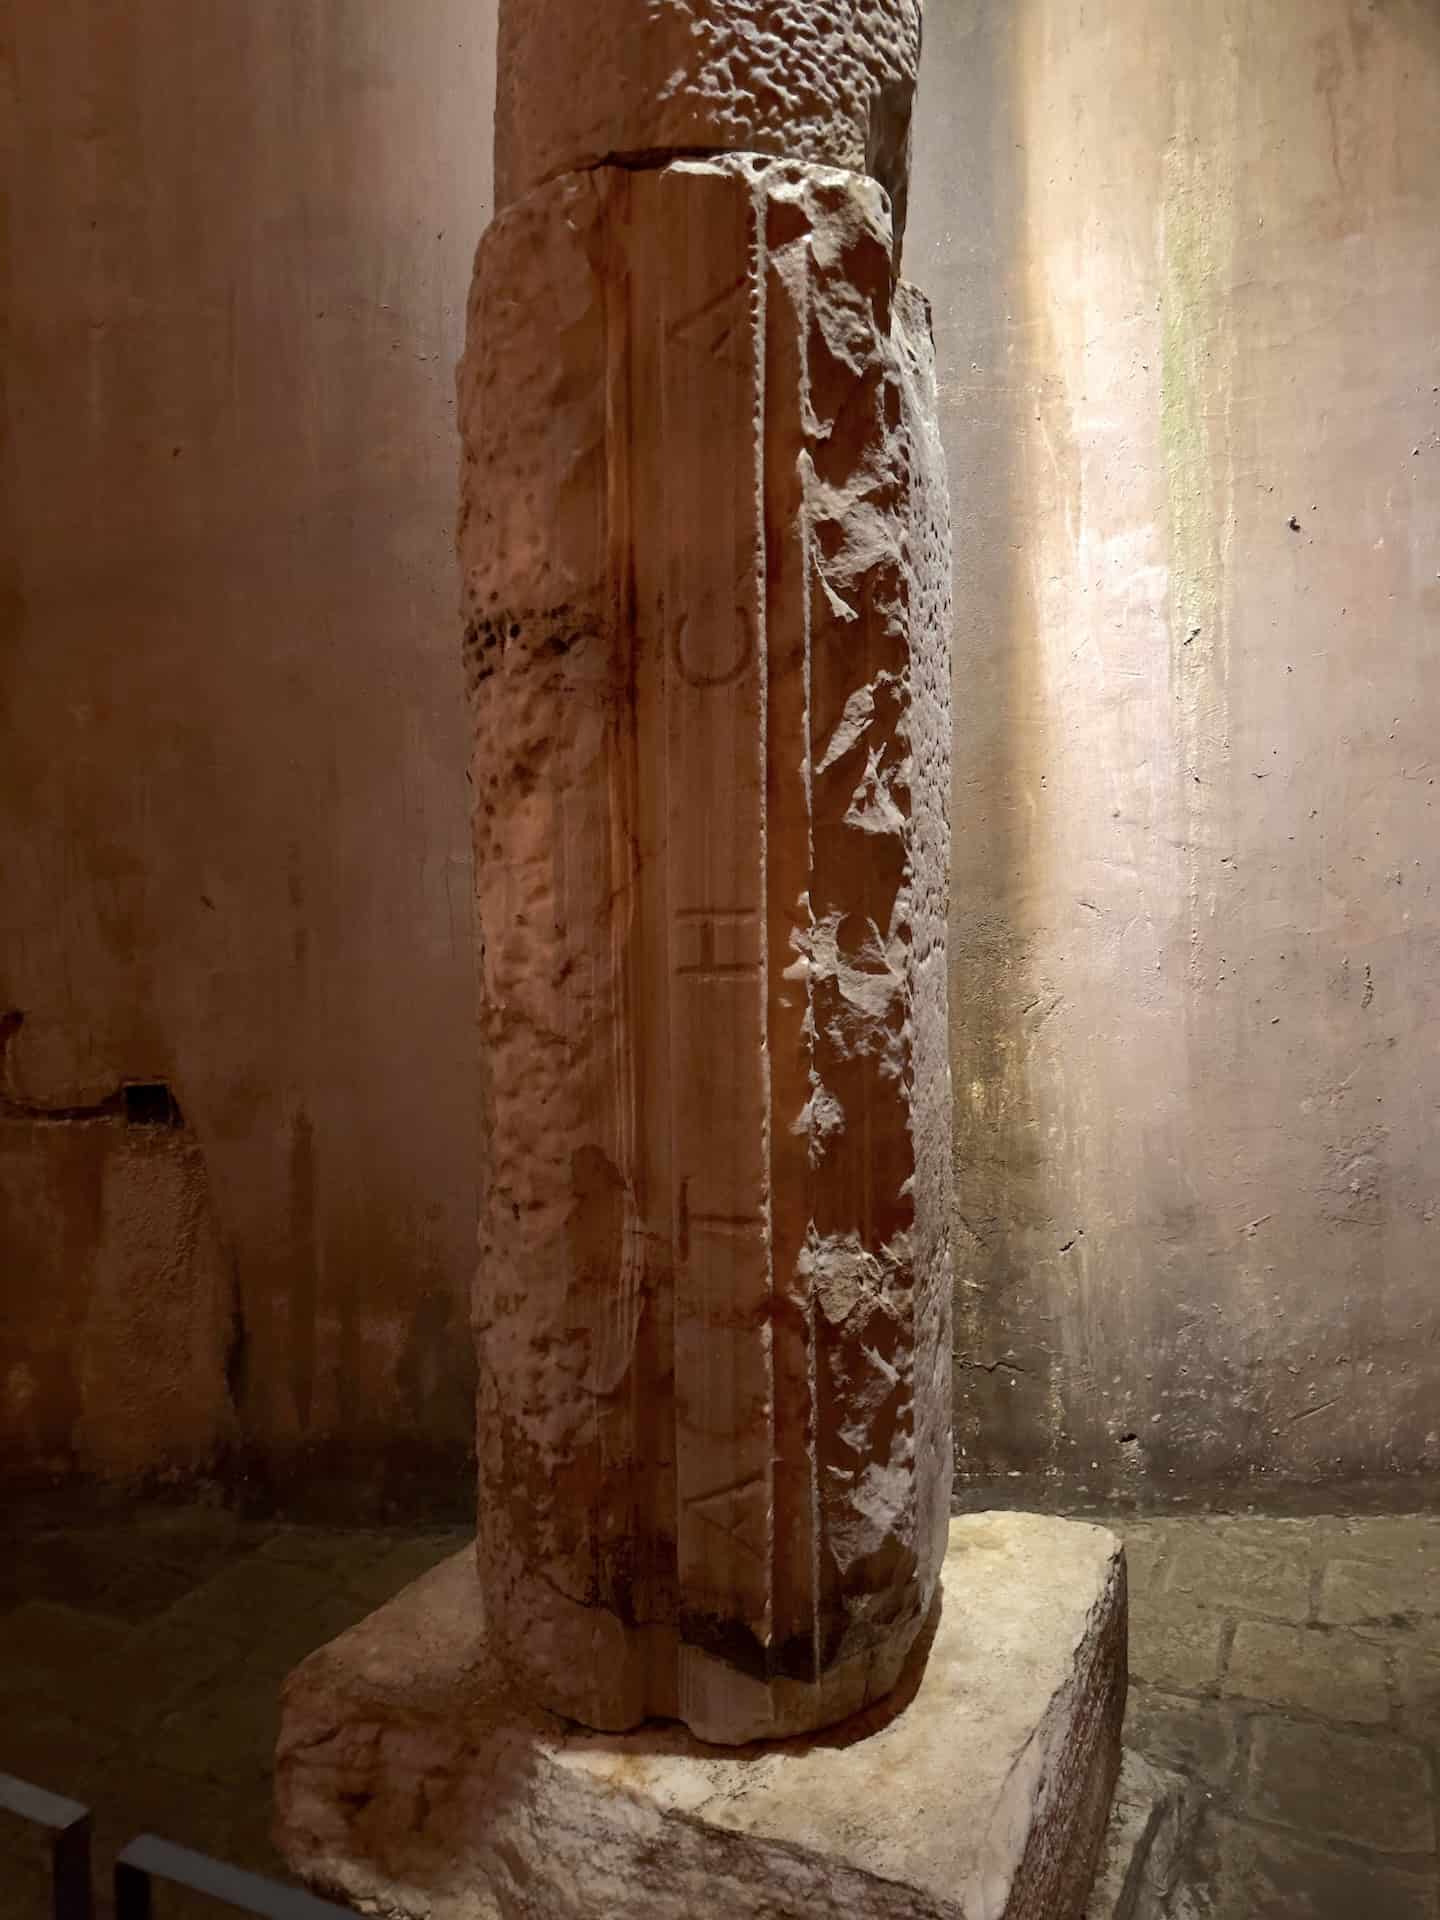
[
  {"xmin": 457, "ymin": 152, "xmax": 952, "ymax": 1744},
  {"xmin": 273, "ymin": 1514, "xmax": 1126, "ymax": 1920},
  {"xmin": 493, "ymin": 0, "xmax": 922, "ymax": 243}
]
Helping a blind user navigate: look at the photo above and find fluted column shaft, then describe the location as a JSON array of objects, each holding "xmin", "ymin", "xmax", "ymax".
[{"xmin": 458, "ymin": 0, "xmax": 953, "ymax": 1745}]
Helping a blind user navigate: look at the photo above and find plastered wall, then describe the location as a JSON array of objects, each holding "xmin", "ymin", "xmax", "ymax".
[
  {"xmin": 4, "ymin": 0, "xmax": 1438, "ymax": 1511},
  {"xmin": 1, "ymin": 2, "xmax": 496, "ymax": 1511},
  {"xmin": 911, "ymin": 0, "xmax": 1440, "ymax": 1503}
]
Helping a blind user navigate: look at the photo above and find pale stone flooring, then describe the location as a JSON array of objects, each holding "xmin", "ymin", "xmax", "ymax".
[{"xmin": 2, "ymin": 1499, "xmax": 1439, "ymax": 1918}]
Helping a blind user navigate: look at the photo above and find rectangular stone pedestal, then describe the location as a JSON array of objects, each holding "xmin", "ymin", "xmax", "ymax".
[{"xmin": 274, "ymin": 1514, "xmax": 1127, "ymax": 1920}]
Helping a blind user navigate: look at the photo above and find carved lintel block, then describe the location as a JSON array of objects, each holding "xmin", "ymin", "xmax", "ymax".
[{"xmin": 458, "ymin": 154, "xmax": 952, "ymax": 1744}]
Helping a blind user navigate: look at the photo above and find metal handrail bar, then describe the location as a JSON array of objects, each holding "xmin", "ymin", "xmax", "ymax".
[
  {"xmin": 0, "ymin": 1771, "xmax": 93, "ymax": 1920},
  {"xmin": 114, "ymin": 1836, "xmax": 354, "ymax": 1920}
]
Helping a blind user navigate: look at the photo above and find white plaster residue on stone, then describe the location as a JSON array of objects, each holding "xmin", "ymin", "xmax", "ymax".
[
  {"xmin": 792, "ymin": 911, "xmax": 907, "ymax": 1050},
  {"xmin": 791, "ymin": 1079, "xmax": 847, "ymax": 1154},
  {"xmin": 816, "ymin": 684, "xmax": 877, "ymax": 773}
]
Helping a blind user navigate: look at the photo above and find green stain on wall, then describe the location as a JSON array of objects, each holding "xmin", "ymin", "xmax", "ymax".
[
  {"xmin": 1161, "ymin": 122, "xmax": 1229, "ymax": 672},
  {"xmin": 1161, "ymin": 30, "xmax": 1239, "ymax": 986}
]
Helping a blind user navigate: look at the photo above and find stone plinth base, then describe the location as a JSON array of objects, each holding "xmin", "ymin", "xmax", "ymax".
[{"xmin": 274, "ymin": 1514, "xmax": 1127, "ymax": 1920}]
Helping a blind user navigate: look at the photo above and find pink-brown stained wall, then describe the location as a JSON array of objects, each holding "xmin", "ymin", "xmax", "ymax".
[
  {"xmin": 0, "ymin": 1102, "xmax": 235, "ymax": 1482},
  {"xmin": 0, "ymin": 2, "xmax": 496, "ymax": 1511},
  {"xmin": 6, "ymin": 0, "xmax": 1440, "ymax": 1514}
]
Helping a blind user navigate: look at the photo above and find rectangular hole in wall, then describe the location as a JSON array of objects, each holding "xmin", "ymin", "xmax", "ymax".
[{"xmin": 122, "ymin": 1082, "xmax": 182, "ymax": 1128}]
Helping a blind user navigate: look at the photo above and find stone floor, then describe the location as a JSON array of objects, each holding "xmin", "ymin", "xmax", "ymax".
[
  {"xmin": 2, "ymin": 1499, "xmax": 1438, "ymax": 1918},
  {"xmin": 1127, "ymin": 1511, "xmax": 1440, "ymax": 1918}
]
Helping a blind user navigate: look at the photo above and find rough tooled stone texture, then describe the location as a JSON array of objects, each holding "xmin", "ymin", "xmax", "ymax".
[
  {"xmin": 456, "ymin": 153, "xmax": 952, "ymax": 1744},
  {"xmin": 494, "ymin": 0, "xmax": 922, "ymax": 247},
  {"xmin": 274, "ymin": 1515, "xmax": 1128, "ymax": 1920}
]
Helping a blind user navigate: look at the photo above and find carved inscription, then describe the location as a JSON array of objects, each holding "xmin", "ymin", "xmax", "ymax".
[{"xmin": 652, "ymin": 170, "xmax": 774, "ymax": 1658}]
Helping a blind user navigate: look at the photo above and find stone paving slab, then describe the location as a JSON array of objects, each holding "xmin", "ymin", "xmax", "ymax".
[
  {"xmin": 1246, "ymin": 1717, "xmax": 1435, "ymax": 1852},
  {"xmin": 1128, "ymin": 1600, "xmax": 1227, "ymax": 1694},
  {"xmin": 1163, "ymin": 1529, "xmax": 1312, "ymax": 1622},
  {"xmin": 255, "ymin": 1527, "xmax": 395, "ymax": 1570},
  {"xmin": 1321, "ymin": 1516, "xmax": 1440, "ymax": 1563},
  {"xmin": 0, "ymin": 1817, "xmax": 55, "ymax": 1920},
  {"xmin": 1, "ymin": 1602, "xmax": 136, "ymax": 1717},
  {"xmin": 0, "ymin": 1704, "xmax": 121, "ymax": 1811},
  {"xmin": 1187, "ymin": 1812, "xmax": 1440, "ymax": 1920},
  {"xmin": 1123, "ymin": 1690, "xmax": 1241, "ymax": 1788},
  {"xmin": 153, "ymin": 1554, "xmax": 346, "ymax": 1648},
  {"xmin": 147, "ymin": 1673, "xmax": 287, "ymax": 1791},
  {"xmin": 1320, "ymin": 1555, "xmax": 1440, "ymax": 1626},
  {"xmin": 1224, "ymin": 1617, "xmax": 1390, "ymax": 1722},
  {"xmin": 1397, "ymin": 1646, "xmax": 1440, "ymax": 1741},
  {"xmin": 1118, "ymin": 1513, "xmax": 1440, "ymax": 1914}
]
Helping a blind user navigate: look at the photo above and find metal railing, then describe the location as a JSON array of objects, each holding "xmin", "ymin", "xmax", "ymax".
[
  {"xmin": 1, "ymin": 1773, "xmax": 351, "ymax": 1920},
  {"xmin": 0, "ymin": 1773, "xmax": 91, "ymax": 1920}
]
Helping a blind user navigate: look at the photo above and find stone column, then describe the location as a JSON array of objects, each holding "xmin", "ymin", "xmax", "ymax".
[{"xmin": 457, "ymin": 0, "xmax": 953, "ymax": 1746}]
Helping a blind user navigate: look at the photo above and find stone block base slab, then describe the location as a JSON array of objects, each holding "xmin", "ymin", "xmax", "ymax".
[{"xmin": 274, "ymin": 1513, "xmax": 1126, "ymax": 1920}]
